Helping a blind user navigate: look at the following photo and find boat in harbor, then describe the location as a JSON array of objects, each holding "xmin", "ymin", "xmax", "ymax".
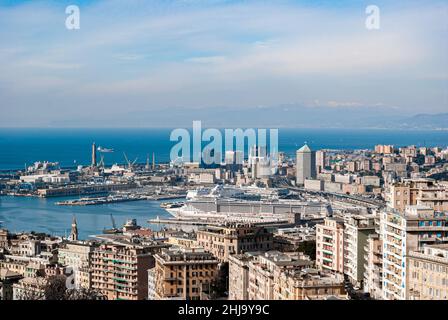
[
  {"xmin": 160, "ymin": 202, "xmax": 184, "ymax": 209},
  {"xmin": 103, "ymin": 214, "xmax": 121, "ymax": 234},
  {"xmin": 97, "ymin": 146, "xmax": 114, "ymax": 153}
]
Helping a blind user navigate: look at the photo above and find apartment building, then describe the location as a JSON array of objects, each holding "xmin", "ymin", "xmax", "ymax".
[
  {"xmin": 0, "ymin": 229, "xmax": 8, "ymax": 249},
  {"xmin": 228, "ymin": 252, "xmax": 259, "ymax": 300},
  {"xmin": 380, "ymin": 206, "xmax": 448, "ymax": 300},
  {"xmin": 375, "ymin": 145, "xmax": 395, "ymax": 154},
  {"xmin": 12, "ymin": 277, "xmax": 46, "ymax": 300},
  {"xmin": 151, "ymin": 247, "xmax": 219, "ymax": 300},
  {"xmin": 316, "ymin": 218, "xmax": 344, "ymax": 273},
  {"xmin": 387, "ymin": 178, "xmax": 448, "ymax": 213},
  {"xmin": 91, "ymin": 242, "xmax": 164, "ymax": 300},
  {"xmin": 196, "ymin": 223, "xmax": 273, "ymax": 262},
  {"xmin": 273, "ymin": 225, "xmax": 316, "ymax": 252},
  {"xmin": 58, "ymin": 241, "xmax": 97, "ymax": 289},
  {"xmin": 229, "ymin": 251, "xmax": 314, "ymax": 300},
  {"xmin": 276, "ymin": 268, "xmax": 345, "ymax": 300},
  {"xmin": 248, "ymin": 251, "xmax": 312, "ymax": 300},
  {"xmin": 363, "ymin": 234, "xmax": 382, "ymax": 299},
  {"xmin": 407, "ymin": 244, "xmax": 448, "ymax": 300},
  {"xmin": 0, "ymin": 260, "xmax": 27, "ymax": 276},
  {"xmin": 0, "ymin": 269, "xmax": 22, "ymax": 300},
  {"xmin": 343, "ymin": 215, "xmax": 376, "ymax": 286}
]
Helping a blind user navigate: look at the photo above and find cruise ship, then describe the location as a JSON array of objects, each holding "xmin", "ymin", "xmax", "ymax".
[{"xmin": 164, "ymin": 185, "xmax": 330, "ymax": 222}]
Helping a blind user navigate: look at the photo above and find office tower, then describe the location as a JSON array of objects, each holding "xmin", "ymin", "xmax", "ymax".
[
  {"xmin": 249, "ymin": 145, "xmax": 270, "ymax": 179},
  {"xmin": 316, "ymin": 150, "xmax": 326, "ymax": 173},
  {"xmin": 296, "ymin": 144, "xmax": 316, "ymax": 185}
]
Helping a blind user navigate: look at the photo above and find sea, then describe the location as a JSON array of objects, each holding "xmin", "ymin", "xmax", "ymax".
[
  {"xmin": 1, "ymin": 128, "xmax": 447, "ymax": 171},
  {"xmin": 0, "ymin": 128, "xmax": 447, "ymax": 239}
]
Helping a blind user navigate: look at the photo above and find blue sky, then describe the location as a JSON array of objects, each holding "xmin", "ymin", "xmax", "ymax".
[{"xmin": 0, "ymin": 0, "xmax": 447, "ymax": 127}]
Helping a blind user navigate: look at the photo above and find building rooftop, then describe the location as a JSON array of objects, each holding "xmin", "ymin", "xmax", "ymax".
[
  {"xmin": 157, "ymin": 246, "xmax": 219, "ymax": 263},
  {"xmin": 0, "ymin": 269, "xmax": 22, "ymax": 279},
  {"xmin": 297, "ymin": 144, "xmax": 312, "ymax": 153}
]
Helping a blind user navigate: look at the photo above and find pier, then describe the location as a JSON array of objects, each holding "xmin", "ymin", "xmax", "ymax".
[{"xmin": 55, "ymin": 193, "xmax": 185, "ymax": 206}]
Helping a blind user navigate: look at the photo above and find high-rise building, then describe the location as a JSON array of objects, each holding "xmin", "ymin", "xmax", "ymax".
[
  {"xmin": 91, "ymin": 243, "xmax": 163, "ymax": 300},
  {"xmin": 249, "ymin": 145, "xmax": 270, "ymax": 179},
  {"xmin": 315, "ymin": 150, "xmax": 326, "ymax": 174},
  {"xmin": 343, "ymin": 215, "xmax": 376, "ymax": 286},
  {"xmin": 363, "ymin": 234, "xmax": 383, "ymax": 299},
  {"xmin": 380, "ymin": 206, "xmax": 448, "ymax": 300},
  {"xmin": 316, "ymin": 218, "xmax": 344, "ymax": 274},
  {"xmin": 296, "ymin": 144, "xmax": 316, "ymax": 185}
]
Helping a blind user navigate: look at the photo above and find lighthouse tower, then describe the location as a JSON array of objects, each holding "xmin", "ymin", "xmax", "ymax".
[{"xmin": 91, "ymin": 142, "xmax": 97, "ymax": 167}]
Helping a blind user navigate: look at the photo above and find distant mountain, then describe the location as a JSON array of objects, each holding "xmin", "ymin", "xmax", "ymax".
[
  {"xmin": 397, "ymin": 113, "xmax": 448, "ymax": 130},
  {"xmin": 43, "ymin": 104, "xmax": 447, "ymax": 130},
  {"xmin": 127, "ymin": 106, "xmax": 446, "ymax": 130}
]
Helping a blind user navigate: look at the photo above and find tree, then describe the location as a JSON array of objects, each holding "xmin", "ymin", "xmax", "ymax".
[
  {"xmin": 44, "ymin": 275, "xmax": 68, "ymax": 300},
  {"xmin": 298, "ymin": 240, "xmax": 316, "ymax": 261},
  {"xmin": 43, "ymin": 275, "xmax": 106, "ymax": 300},
  {"xmin": 66, "ymin": 288, "xmax": 106, "ymax": 300}
]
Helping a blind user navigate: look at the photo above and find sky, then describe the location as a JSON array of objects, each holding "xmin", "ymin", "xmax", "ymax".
[{"xmin": 0, "ymin": 0, "xmax": 447, "ymax": 127}]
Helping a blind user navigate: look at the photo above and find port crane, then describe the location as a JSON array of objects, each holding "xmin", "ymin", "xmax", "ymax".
[
  {"xmin": 110, "ymin": 214, "xmax": 117, "ymax": 229},
  {"xmin": 98, "ymin": 154, "xmax": 105, "ymax": 168},
  {"xmin": 123, "ymin": 152, "xmax": 138, "ymax": 170}
]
